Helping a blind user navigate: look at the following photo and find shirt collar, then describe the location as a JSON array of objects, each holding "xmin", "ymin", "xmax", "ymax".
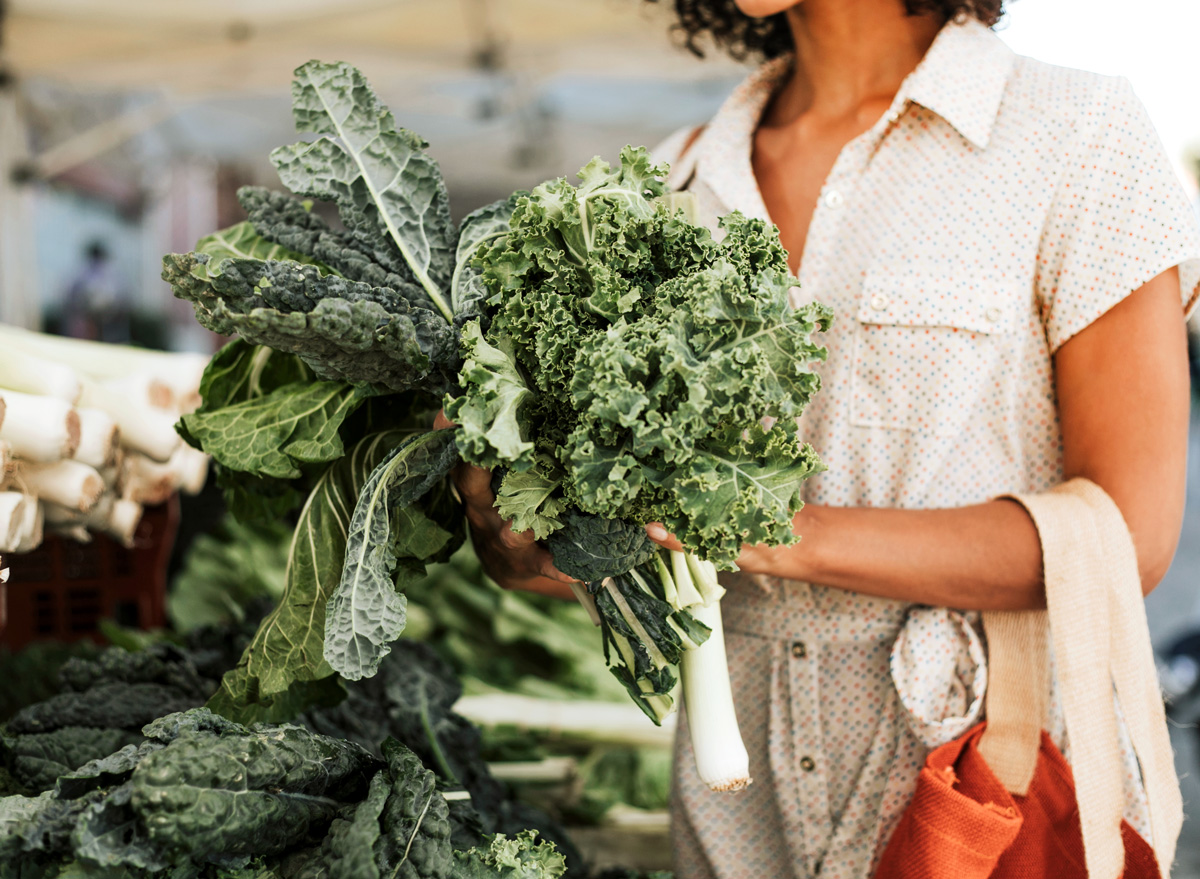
[
  {"xmin": 903, "ymin": 17, "xmax": 1016, "ymax": 150},
  {"xmin": 689, "ymin": 18, "xmax": 1016, "ymax": 216}
]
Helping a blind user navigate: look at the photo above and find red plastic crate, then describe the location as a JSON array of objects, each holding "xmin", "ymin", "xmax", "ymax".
[{"xmin": 0, "ymin": 496, "xmax": 179, "ymax": 650}]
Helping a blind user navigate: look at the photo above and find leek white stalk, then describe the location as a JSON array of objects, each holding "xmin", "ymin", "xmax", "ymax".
[
  {"xmin": 14, "ymin": 498, "xmax": 43, "ymax": 552},
  {"xmin": 18, "ymin": 460, "xmax": 104, "ymax": 513},
  {"xmin": 0, "ymin": 390, "xmax": 80, "ymax": 462},
  {"xmin": 44, "ymin": 495, "xmax": 143, "ymax": 547},
  {"xmin": 0, "ymin": 324, "xmax": 208, "ymax": 383},
  {"xmin": 681, "ymin": 596, "xmax": 752, "ymax": 792},
  {"xmin": 78, "ymin": 379, "xmax": 180, "ymax": 462},
  {"xmin": 103, "ymin": 373, "xmax": 174, "ymax": 410},
  {"xmin": 172, "ymin": 444, "xmax": 210, "ymax": 495},
  {"xmin": 671, "ymin": 549, "xmax": 705, "ymax": 609},
  {"xmin": 120, "ymin": 453, "xmax": 177, "ymax": 504},
  {"xmin": 685, "ymin": 553, "xmax": 725, "ymax": 606},
  {"xmin": 73, "ymin": 408, "xmax": 120, "ymax": 469},
  {"xmin": 0, "ymin": 347, "xmax": 81, "ymax": 403},
  {"xmin": 0, "ymin": 491, "xmax": 31, "ymax": 552}
]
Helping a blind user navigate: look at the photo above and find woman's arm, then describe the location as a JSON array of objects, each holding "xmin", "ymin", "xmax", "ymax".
[{"xmin": 648, "ymin": 268, "xmax": 1192, "ymax": 610}]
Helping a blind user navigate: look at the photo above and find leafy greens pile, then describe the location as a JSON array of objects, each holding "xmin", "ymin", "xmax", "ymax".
[
  {"xmin": 0, "ymin": 621, "xmax": 577, "ymax": 878},
  {"xmin": 163, "ymin": 60, "xmax": 830, "ymax": 793}
]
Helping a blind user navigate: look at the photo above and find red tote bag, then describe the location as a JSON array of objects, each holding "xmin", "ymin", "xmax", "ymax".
[
  {"xmin": 873, "ymin": 723, "xmax": 1159, "ymax": 879},
  {"xmin": 874, "ymin": 481, "xmax": 1180, "ymax": 879}
]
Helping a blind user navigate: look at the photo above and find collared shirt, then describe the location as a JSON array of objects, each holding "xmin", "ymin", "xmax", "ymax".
[{"xmin": 657, "ymin": 18, "xmax": 1200, "ymax": 879}]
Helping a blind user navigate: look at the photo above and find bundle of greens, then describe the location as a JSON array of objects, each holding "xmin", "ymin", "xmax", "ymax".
[
  {"xmin": 0, "ymin": 708, "xmax": 567, "ymax": 879},
  {"xmin": 164, "ymin": 60, "xmax": 830, "ymax": 794}
]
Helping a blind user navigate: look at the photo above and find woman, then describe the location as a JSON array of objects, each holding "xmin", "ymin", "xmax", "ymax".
[{"xmin": 449, "ymin": 1, "xmax": 1200, "ymax": 876}]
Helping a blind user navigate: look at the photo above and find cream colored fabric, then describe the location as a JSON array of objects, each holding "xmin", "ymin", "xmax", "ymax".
[{"xmin": 982, "ymin": 480, "xmax": 1182, "ymax": 879}]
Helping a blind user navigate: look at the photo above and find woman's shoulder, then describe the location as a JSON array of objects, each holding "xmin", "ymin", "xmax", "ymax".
[{"xmin": 1004, "ymin": 54, "xmax": 1146, "ymax": 143}]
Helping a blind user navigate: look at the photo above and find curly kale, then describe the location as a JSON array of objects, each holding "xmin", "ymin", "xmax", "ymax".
[{"xmin": 447, "ymin": 150, "xmax": 830, "ymax": 570}]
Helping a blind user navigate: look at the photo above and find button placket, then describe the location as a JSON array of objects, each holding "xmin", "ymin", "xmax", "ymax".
[{"xmin": 784, "ymin": 635, "xmax": 833, "ymax": 872}]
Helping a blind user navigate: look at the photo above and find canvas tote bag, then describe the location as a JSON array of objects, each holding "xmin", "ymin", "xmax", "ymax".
[{"xmin": 873, "ymin": 478, "xmax": 1182, "ymax": 879}]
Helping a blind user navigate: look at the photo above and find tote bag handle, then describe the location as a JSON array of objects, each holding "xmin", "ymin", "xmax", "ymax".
[{"xmin": 980, "ymin": 479, "xmax": 1182, "ymax": 879}]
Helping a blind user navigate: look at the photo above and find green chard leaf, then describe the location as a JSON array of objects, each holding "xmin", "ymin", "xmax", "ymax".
[
  {"xmin": 323, "ymin": 429, "xmax": 459, "ymax": 681},
  {"xmin": 271, "ymin": 60, "xmax": 455, "ymax": 322},
  {"xmin": 206, "ymin": 431, "xmax": 415, "ymax": 723},
  {"xmin": 181, "ymin": 378, "xmax": 371, "ymax": 480}
]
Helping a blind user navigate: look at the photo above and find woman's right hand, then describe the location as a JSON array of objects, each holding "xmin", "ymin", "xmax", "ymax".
[{"xmin": 434, "ymin": 410, "xmax": 578, "ymax": 599}]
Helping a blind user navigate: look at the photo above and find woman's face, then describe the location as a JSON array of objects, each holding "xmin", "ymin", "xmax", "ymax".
[{"xmin": 733, "ymin": 0, "xmax": 801, "ymax": 17}]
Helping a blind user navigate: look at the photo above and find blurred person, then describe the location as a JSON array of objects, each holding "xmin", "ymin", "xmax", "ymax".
[
  {"xmin": 448, "ymin": 1, "xmax": 1200, "ymax": 876},
  {"xmin": 62, "ymin": 240, "xmax": 131, "ymax": 343}
]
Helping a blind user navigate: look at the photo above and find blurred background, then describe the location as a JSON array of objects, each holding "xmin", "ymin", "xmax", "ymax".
[{"xmin": 1, "ymin": 0, "xmax": 1199, "ymax": 873}]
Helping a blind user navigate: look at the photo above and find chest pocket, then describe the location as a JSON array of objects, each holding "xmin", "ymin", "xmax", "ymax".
[{"xmin": 850, "ymin": 272, "xmax": 1020, "ymax": 438}]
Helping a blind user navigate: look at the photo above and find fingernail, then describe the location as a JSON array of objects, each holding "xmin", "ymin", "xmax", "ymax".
[{"xmin": 646, "ymin": 523, "xmax": 668, "ymax": 541}]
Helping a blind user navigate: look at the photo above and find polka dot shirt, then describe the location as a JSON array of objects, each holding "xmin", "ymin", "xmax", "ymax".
[{"xmin": 655, "ymin": 17, "xmax": 1200, "ymax": 879}]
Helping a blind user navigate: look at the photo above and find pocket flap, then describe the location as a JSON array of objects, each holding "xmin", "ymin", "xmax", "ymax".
[{"xmin": 857, "ymin": 271, "xmax": 1021, "ymax": 335}]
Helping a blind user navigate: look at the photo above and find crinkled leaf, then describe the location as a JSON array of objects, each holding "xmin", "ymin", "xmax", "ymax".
[
  {"xmin": 452, "ymin": 194, "xmax": 521, "ymax": 318},
  {"xmin": 54, "ymin": 742, "xmax": 164, "ymax": 801},
  {"xmin": 659, "ymin": 424, "xmax": 825, "ymax": 566},
  {"xmin": 164, "ymin": 252, "xmax": 455, "ymax": 393},
  {"xmin": 206, "ymin": 431, "xmax": 414, "ymax": 721},
  {"xmin": 451, "ymin": 831, "xmax": 567, "ymax": 879},
  {"xmin": 493, "ymin": 458, "xmax": 566, "ymax": 541},
  {"xmin": 130, "ymin": 709, "xmax": 378, "ymax": 864},
  {"xmin": 374, "ymin": 739, "xmax": 451, "ymax": 879},
  {"xmin": 323, "ymin": 429, "xmax": 459, "ymax": 681},
  {"xmin": 190, "ymin": 222, "xmax": 329, "ymax": 275},
  {"xmin": 70, "ymin": 782, "xmax": 168, "ymax": 871},
  {"xmin": 272, "ymin": 60, "xmax": 455, "ymax": 321},
  {"xmin": 0, "ymin": 793, "xmax": 52, "ymax": 858},
  {"xmin": 238, "ymin": 186, "xmax": 429, "ymax": 307},
  {"xmin": 444, "ymin": 324, "xmax": 533, "ymax": 470},
  {"xmin": 2, "ymin": 729, "xmax": 144, "ymax": 794},
  {"xmin": 321, "ymin": 771, "xmax": 389, "ymax": 879},
  {"xmin": 544, "ymin": 511, "xmax": 657, "ymax": 583}
]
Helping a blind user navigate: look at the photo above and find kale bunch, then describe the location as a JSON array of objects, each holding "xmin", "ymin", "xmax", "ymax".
[
  {"xmin": 447, "ymin": 149, "xmax": 830, "ymax": 570},
  {"xmin": 0, "ymin": 709, "xmax": 567, "ymax": 879}
]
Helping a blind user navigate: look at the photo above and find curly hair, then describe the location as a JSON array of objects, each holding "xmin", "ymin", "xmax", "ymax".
[{"xmin": 647, "ymin": 0, "xmax": 1005, "ymax": 61}]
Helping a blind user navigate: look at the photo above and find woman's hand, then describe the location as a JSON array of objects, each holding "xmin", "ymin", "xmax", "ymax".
[
  {"xmin": 644, "ymin": 510, "xmax": 822, "ymax": 580},
  {"xmin": 434, "ymin": 410, "xmax": 577, "ymax": 599}
]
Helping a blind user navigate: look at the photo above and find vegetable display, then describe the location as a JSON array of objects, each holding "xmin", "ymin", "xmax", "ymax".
[
  {"xmin": 164, "ymin": 60, "xmax": 830, "ymax": 793},
  {"xmin": 0, "ymin": 619, "xmax": 577, "ymax": 877},
  {"xmin": 0, "ymin": 326, "xmax": 211, "ymax": 554}
]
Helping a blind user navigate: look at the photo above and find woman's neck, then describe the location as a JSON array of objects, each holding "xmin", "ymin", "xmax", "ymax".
[{"xmin": 764, "ymin": 0, "xmax": 945, "ymax": 128}]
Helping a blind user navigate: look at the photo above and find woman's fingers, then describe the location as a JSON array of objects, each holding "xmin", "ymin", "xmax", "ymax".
[
  {"xmin": 645, "ymin": 522, "xmax": 685, "ymax": 553},
  {"xmin": 432, "ymin": 409, "xmax": 455, "ymax": 431}
]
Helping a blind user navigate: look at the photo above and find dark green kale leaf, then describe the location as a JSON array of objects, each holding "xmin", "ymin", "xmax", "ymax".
[
  {"xmin": 373, "ymin": 739, "xmax": 452, "ymax": 879},
  {"xmin": 271, "ymin": 61, "xmax": 455, "ymax": 321},
  {"xmin": 2, "ymin": 729, "xmax": 143, "ymax": 794},
  {"xmin": 544, "ymin": 510, "xmax": 657, "ymax": 583},
  {"xmin": 165, "ymin": 250, "xmax": 456, "ymax": 393},
  {"xmin": 323, "ymin": 429, "xmax": 460, "ymax": 681},
  {"xmin": 5, "ymin": 685, "xmax": 199, "ymax": 738},
  {"xmin": 130, "ymin": 709, "xmax": 379, "ymax": 866},
  {"xmin": 237, "ymin": 186, "xmax": 430, "ymax": 308}
]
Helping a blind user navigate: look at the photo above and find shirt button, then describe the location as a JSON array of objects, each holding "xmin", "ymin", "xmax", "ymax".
[
  {"xmin": 985, "ymin": 306, "xmax": 1002, "ymax": 323},
  {"xmin": 823, "ymin": 189, "xmax": 844, "ymax": 209},
  {"xmin": 869, "ymin": 294, "xmax": 890, "ymax": 311},
  {"xmin": 799, "ymin": 756, "xmax": 816, "ymax": 772},
  {"xmin": 791, "ymin": 641, "xmax": 807, "ymax": 659}
]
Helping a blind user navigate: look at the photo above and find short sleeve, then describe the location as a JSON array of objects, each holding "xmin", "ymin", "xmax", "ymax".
[{"xmin": 1035, "ymin": 76, "xmax": 1200, "ymax": 352}]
